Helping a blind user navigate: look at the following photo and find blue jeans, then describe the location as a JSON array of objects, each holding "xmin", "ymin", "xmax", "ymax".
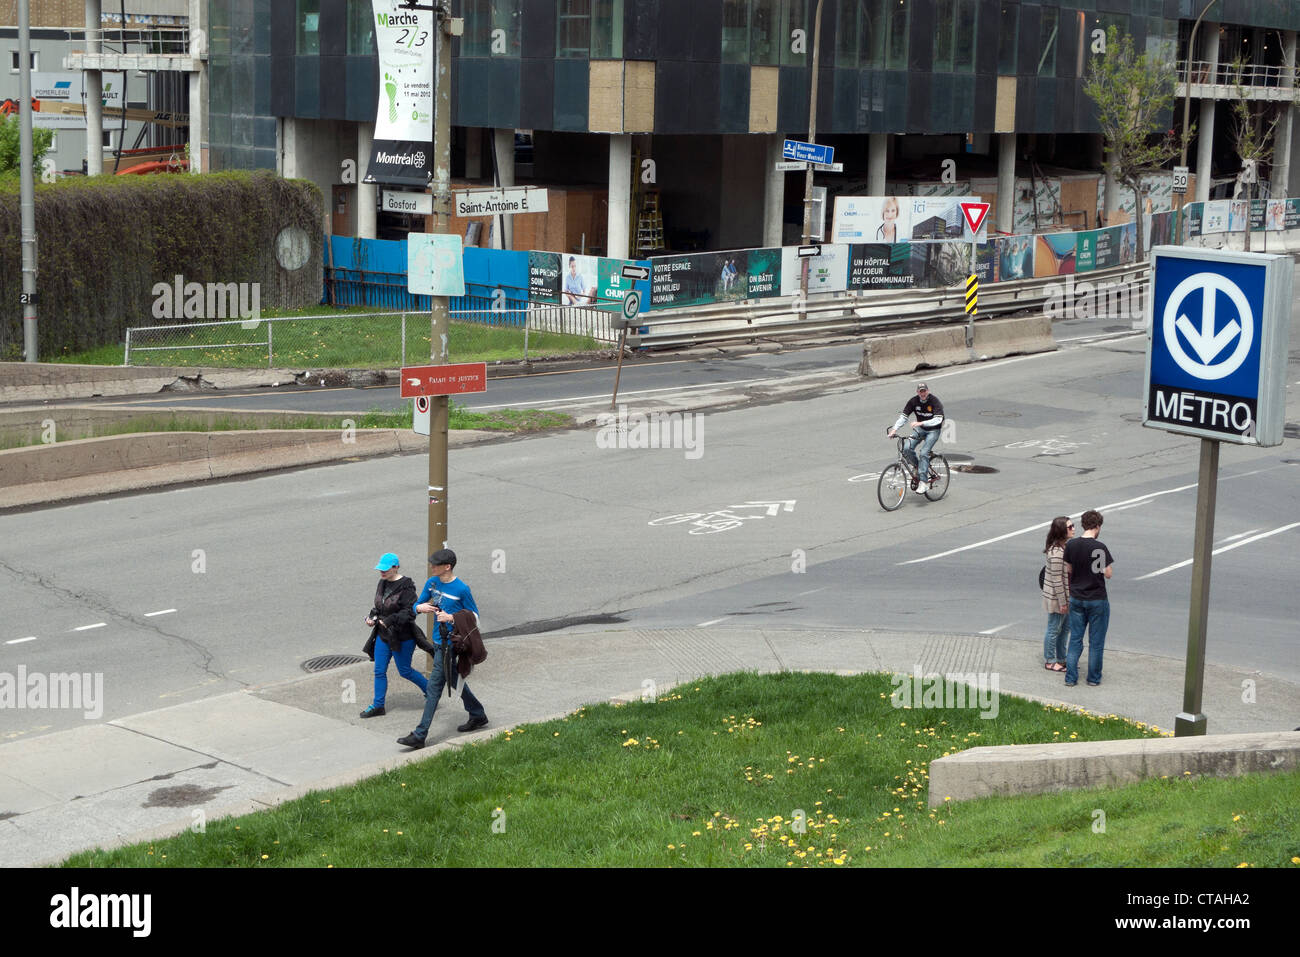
[
  {"xmin": 1043, "ymin": 611, "xmax": 1068, "ymax": 664},
  {"xmin": 905, "ymin": 428, "xmax": 941, "ymax": 483},
  {"xmin": 411, "ymin": 644, "xmax": 486, "ymax": 741},
  {"xmin": 371, "ymin": 638, "xmax": 429, "ymax": 709},
  {"xmin": 1065, "ymin": 599, "xmax": 1110, "ymax": 685}
]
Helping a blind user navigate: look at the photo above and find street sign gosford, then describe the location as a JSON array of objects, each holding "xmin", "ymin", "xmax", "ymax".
[
  {"xmin": 1143, "ymin": 246, "xmax": 1293, "ymax": 446},
  {"xmin": 782, "ymin": 139, "xmax": 834, "ymax": 167},
  {"xmin": 400, "ymin": 362, "xmax": 488, "ymax": 398}
]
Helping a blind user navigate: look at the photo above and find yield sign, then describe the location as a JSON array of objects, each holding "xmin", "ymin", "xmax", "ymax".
[{"xmin": 960, "ymin": 202, "xmax": 990, "ymax": 235}]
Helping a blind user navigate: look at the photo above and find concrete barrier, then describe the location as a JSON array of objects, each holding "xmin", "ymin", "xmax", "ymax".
[
  {"xmin": 0, "ymin": 363, "xmax": 304, "ymax": 402},
  {"xmin": 859, "ymin": 325, "xmax": 968, "ymax": 378},
  {"xmin": 971, "ymin": 314, "xmax": 1057, "ymax": 360},
  {"xmin": 927, "ymin": 731, "xmax": 1300, "ymax": 807}
]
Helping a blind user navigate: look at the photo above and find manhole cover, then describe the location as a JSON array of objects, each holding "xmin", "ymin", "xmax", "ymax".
[
  {"xmin": 979, "ymin": 410, "xmax": 1021, "ymax": 418},
  {"xmin": 303, "ymin": 654, "xmax": 369, "ymax": 673},
  {"xmin": 954, "ymin": 464, "xmax": 999, "ymax": 474}
]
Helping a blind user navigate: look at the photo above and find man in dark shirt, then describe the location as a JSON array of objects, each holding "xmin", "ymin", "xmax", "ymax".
[
  {"xmin": 888, "ymin": 382, "xmax": 945, "ymax": 493},
  {"xmin": 1063, "ymin": 509, "xmax": 1115, "ymax": 687}
]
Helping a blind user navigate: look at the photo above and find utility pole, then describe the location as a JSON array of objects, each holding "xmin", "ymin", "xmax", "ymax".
[
  {"xmin": 1177, "ymin": 1, "xmax": 1219, "ymax": 242},
  {"xmin": 799, "ymin": 0, "xmax": 825, "ymax": 298},
  {"xmin": 19, "ymin": 0, "xmax": 38, "ymax": 362}
]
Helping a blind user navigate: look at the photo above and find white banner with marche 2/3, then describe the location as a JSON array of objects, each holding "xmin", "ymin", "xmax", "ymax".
[{"xmin": 364, "ymin": 0, "xmax": 435, "ymax": 187}]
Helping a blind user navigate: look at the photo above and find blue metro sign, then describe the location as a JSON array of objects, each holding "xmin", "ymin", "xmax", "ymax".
[{"xmin": 1144, "ymin": 246, "xmax": 1292, "ymax": 446}]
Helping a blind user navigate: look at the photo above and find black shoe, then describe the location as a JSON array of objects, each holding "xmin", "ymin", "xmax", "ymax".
[
  {"xmin": 457, "ymin": 716, "xmax": 489, "ymax": 733},
  {"xmin": 397, "ymin": 733, "xmax": 425, "ymax": 749},
  {"xmin": 359, "ymin": 705, "xmax": 385, "ymax": 718},
  {"xmin": 910, "ymin": 477, "xmax": 918, "ymax": 491}
]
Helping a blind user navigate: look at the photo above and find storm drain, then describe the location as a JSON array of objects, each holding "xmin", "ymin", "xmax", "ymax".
[
  {"xmin": 302, "ymin": 654, "xmax": 369, "ymax": 673},
  {"xmin": 953, "ymin": 464, "xmax": 999, "ymax": 474}
]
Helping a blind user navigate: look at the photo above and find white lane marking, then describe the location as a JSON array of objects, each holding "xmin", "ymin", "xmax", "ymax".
[
  {"xmin": 144, "ymin": 609, "xmax": 177, "ymax": 617},
  {"xmin": 1107, "ymin": 501, "xmax": 1150, "ymax": 513},
  {"xmin": 473, "ymin": 376, "xmax": 786, "ymax": 411},
  {"xmin": 979, "ymin": 623, "xmax": 1016, "ymax": 635},
  {"xmin": 1134, "ymin": 523, "xmax": 1300, "ymax": 580},
  {"xmin": 696, "ymin": 617, "xmax": 730, "ymax": 627},
  {"xmin": 73, "ymin": 623, "xmax": 107, "ymax": 631},
  {"xmin": 897, "ymin": 467, "xmax": 1282, "ymax": 567},
  {"xmin": 6, "ymin": 637, "xmax": 38, "ymax": 645},
  {"xmin": 797, "ymin": 586, "xmax": 830, "ymax": 596},
  {"xmin": 1216, "ymin": 528, "xmax": 1262, "ymax": 544}
]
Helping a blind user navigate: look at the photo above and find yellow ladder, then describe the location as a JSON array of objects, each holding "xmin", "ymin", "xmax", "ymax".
[{"xmin": 636, "ymin": 190, "xmax": 664, "ymax": 253}]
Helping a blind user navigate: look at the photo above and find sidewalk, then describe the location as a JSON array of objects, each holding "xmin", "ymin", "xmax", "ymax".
[{"xmin": 2, "ymin": 626, "xmax": 1296, "ymax": 868}]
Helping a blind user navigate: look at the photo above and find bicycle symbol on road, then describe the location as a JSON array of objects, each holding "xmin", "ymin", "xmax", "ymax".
[{"xmin": 648, "ymin": 500, "xmax": 796, "ymax": 535}]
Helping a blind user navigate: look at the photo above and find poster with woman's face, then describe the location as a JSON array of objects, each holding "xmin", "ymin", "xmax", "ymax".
[{"xmin": 831, "ymin": 196, "xmax": 912, "ymax": 244}]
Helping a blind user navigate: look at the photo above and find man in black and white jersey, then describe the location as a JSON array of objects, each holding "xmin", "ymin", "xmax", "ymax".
[{"xmin": 887, "ymin": 382, "xmax": 944, "ymax": 493}]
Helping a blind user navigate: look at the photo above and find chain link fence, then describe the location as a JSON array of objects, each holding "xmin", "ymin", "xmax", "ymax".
[{"xmin": 123, "ymin": 282, "xmax": 620, "ymax": 368}]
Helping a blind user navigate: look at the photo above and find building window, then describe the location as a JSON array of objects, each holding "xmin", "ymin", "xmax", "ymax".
[
  {"xmin": 462, "ymin": 0, "xmax": 521, "ymax": 57},
  {"xmin": 557, "ymin": 0, "xmax": 622, "ymax": 59},
  {"xmin": 347, "ymin": 0, "xmax": 375, "ymax": 55},
  {"xmin": 837, "ymin": 0, "xmax": 885, "ymax": 68},
  {"xmin": 10, "ymin": 50, "xmax": 38, "ymax": 72},
  {"xmin": 934, "ymin": 0, "xmax": 954, "ymax": 71},
  {"xmin": 1037, "ymin": 7, "xmax": 1058, "ymax": 76},
  {"xmin": 997, "ymin": 3, "xmax": 1017, "ymax": 73},
  {"xmin": 750, "ymin": 0, "xmax": 781, "ymax": 65},
  {"xmin": 723, "ymin": 0, "xmax": 750, "ymax": 64},
  {"xmin": 886, "ymin": 0, "xmax": 908, "ymax": 70},
  {"xmin": 780, "ymin": 0, "xmax": 809, "ymax": 67},
  {"xmin": 953, "ymin": 0, "xmax": 976, "ymax": 72},
  {"xmin": 297, "ymin": 0, "xmax": 321, "ymax": 55}
]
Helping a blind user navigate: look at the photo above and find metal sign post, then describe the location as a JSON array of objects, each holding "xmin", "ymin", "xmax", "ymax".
[
  {"xmin": 1143, "ymin": 246, "xmax": 1293, "ymax": 735},
  {"xmin": 609, "ymin": 282, "xmax": 642, "ymax": 407}
]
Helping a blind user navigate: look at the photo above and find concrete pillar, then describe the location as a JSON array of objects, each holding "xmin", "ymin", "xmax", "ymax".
[
  {"xmin": 763, "ymin": 134, "xmax": 784, "ymax": 247},
  {"xmin": 464, "ymin": 127, "xmax": 482, "ymax": 179},
  {"xmin": 1195, "ymin": 23, "xmax": 1220, "ymax": 204},
  {"xmin": 1271, "ymin": 31, "xmax": 1296, "ymax": 198},
  {"xmin": 357, "ymin": 122, "xmax": 377, "ymax": 239},
  {"xmin": 187, "ymin": 0, "xmax": 207, "ymax": 172},
  {"xmin": 607, "ymin": 134, "xmax": 632, "ymax": 259},
  {"xmin": 868, "ymin": 133, "xmax": 888, "ymax": 195},
  {"xmin": 492, "ymin": 128, "xmax": 515, "ymax": 250},
  {"xmin": 996, "ymin": 132, "xmax": 1016, "ymax": 234},
  {"xmin": 85, "ymin": 0, "xmax": 102, "ymax": 175}
]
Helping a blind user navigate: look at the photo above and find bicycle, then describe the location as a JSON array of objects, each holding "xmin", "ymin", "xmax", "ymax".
[{"xmin": 877, "ymin": 431, "xmax": 951, "ymax": 511}]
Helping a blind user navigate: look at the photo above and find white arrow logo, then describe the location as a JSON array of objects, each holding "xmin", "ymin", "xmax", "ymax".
[
  {"xmin": 407, "ymin": 378, "xmax": 422, "ymax": 388},
  {"xmin": 1161, "ymin": 272, "xmax": 1255, "ymax": 381}
]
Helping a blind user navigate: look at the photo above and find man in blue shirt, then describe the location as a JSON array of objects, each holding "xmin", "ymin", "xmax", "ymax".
[{"xmin": 398, "ymin": 548, "xmax": 489, "ymax": 748}]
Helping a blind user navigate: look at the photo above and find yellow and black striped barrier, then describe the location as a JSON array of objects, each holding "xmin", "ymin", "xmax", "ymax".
[{"xmin": 965, "ymin": 274, "xmax": 978, "ymax": 316}]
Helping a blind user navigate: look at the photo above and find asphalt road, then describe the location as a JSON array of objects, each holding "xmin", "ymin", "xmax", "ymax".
[{"xmin": 3, "ymin": 305, "xmax": 1297, "ymax": 740}]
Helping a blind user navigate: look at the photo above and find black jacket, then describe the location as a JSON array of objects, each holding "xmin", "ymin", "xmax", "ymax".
[{"xmin": 369, "ymin": 576, "xmax": 420, "ymax": 653}]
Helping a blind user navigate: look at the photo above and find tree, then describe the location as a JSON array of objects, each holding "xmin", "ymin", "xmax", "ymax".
[
  {"xmin": 1083, "ymin": 26, "xmax": 1178, "ymax": 261},
  {"xmin": 0, "ymin": 113, "xmax": 54, "ymax": 180},
  {"xmin": 1223, "ymin": 56, "xmax": 1300, "ymax": 251}
]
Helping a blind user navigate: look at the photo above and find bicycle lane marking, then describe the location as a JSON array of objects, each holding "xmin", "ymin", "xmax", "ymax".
[{"xmin": 894, "ymin": 466, "xmax": 1282, "ymax": 566}]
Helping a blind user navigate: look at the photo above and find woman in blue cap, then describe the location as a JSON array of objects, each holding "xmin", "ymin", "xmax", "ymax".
[{"xmin": 361, "ymin": 553, "xmax": 429, "ymax": 718}]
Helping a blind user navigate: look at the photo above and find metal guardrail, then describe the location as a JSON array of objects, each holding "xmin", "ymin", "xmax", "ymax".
[
  {"xmin": 1177, "ymin": 60, "xmax": 1297, "ymax": 88},
  {"xmin": 627, "ymin": 263, "xmax": 1152, "ymax": 349}
]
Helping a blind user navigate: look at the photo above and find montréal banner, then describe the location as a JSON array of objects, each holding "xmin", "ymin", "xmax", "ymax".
[{"xmin": 364, "ymin": 1, "xmax": 434, "ymax": 187}]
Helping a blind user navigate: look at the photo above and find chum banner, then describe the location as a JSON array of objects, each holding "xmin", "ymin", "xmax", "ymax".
[
  {"xmin": 364, "ymin": 1, "xmax": 435, "ymax": 187},
  {"xmin": 650, "ymin": 249, "xmax": 783, "ymax": 308},
  {"xmin": 831, "ymin": 196, "xmax": 985, "ymax": 244},
  {"xmin": 527, "ymin": 252, "xmax": 650, "ymax": 310}
]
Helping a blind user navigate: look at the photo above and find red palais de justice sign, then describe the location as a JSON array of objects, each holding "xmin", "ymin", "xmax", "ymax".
[{"xmin": 399, "ymin": 363, "xmax": 488, "ymax": 398}]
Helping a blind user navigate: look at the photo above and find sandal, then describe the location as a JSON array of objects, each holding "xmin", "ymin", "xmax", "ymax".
[{"xmin": 1044, "ymin": 662, "xmax": 1066, "ymax": 672}]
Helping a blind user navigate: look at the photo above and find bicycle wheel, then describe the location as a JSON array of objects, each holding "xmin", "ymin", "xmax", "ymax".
[
  {"xmin": 877, "ymin": 464, "xmax": 907, "ymax": 511},
  {"xmin": 924, "ymin": 455, "xmax": 951, "ymax": 502}
]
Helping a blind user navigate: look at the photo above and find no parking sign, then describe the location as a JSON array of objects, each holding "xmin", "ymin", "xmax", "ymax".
[{"xmin": 1143, "ymin": 246, "xmax": 1292, "ymax": 446}]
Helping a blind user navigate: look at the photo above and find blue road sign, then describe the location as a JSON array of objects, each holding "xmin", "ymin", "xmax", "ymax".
[
  {"xmin": 1144, "ymin": 247, "xmax": 1292, "ymax": 446},
  {"xmin": 782, "ymin": 139, "xmax": 834, "ymax": 167}
]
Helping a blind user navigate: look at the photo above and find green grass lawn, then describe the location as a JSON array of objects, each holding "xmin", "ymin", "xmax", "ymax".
[
  {"xmin": 0, "ymin": 405, "xmax": 574, "ymax": 451},
  {"xmin": 62, "ymin": 672, "xmax": 1300, "ymax": 868},
  {"xmin": 49, "ymin": 311, "xmax": 603, "ymax": 368}
]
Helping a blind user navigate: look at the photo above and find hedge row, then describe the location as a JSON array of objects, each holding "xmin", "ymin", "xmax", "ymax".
[{"xmin": 0, "ymin": 171, "xmax": 323, "ymax": 360}]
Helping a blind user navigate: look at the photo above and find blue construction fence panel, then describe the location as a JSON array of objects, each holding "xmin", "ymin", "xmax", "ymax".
[{"xmin": 325, "ymin": 236, "xmax": 653, "ymax": 319}]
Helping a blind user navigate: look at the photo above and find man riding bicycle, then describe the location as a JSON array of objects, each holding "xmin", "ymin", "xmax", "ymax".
[{"xmin": 888, "ymin": 382, "xmax": 944, "ymax": 493}]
